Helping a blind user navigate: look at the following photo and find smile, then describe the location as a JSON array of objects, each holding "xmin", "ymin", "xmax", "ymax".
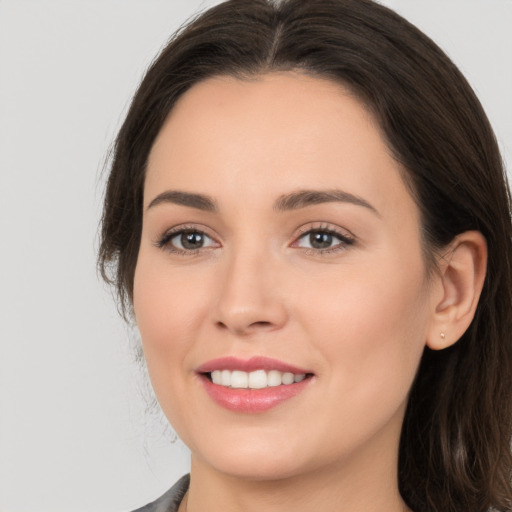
[
  {"xmin": 197, "ymin": 357, "xmax": 314, "ymax": 413},
  {"xmin": 209, "ymin": 369, "xmax": 307, "ymax": 389}
]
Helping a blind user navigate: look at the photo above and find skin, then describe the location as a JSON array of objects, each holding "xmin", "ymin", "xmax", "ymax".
[{"xmin": 133, "ymin": 72, "xmax": 487, "ymax": 512}]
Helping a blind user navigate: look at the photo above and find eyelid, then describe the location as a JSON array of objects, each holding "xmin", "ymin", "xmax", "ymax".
[
  {"xmin": 293, "ymin": 222, "xmax": 355, "ymax": 240},
  {"xmin": 291, "ymin": 222, "xmax": 356, "ymax": 252},
  {"xmin": 153, "ymin": 221, "xmax": 355, "ymax": 256},
  {"xmin": 155, "ymin": 223, "xmax": 221, "ymax": 254}
]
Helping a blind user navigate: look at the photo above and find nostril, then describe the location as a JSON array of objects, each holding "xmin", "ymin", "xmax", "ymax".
[
  {"xmin": 215, "ymin": 319, "xmax": 274, "ymax": 334},
  {"xmin": 252, "ymin": 321, "xmax": 272, "ymax": 327}
]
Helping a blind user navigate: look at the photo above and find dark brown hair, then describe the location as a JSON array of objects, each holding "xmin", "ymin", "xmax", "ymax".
[{"xmin": 98, "ymin": 1, "xmax": 512, "ymax": 510}]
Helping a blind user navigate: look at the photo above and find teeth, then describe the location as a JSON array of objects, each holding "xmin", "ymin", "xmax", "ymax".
[
  {"xmin": 208, "ymin": 370, "xmax": 308, "ymax": 389},
  {"xmin": 267, "ymin": 370, "xmax": 282, "ymax": 387},
  {"xmin": 282, "ymin": 372, "xmax": 294, "ymax": 385},
  {"xmin": 221, "ymin": 369, "xmax": 231, "ymax": 386},
  {"xmin": 248, "ymin": 369, "xmax": 267, "ymax": 389},
  {"xmin": 231, "ymin": 370, "xmax": 248, "ymax": 389}
]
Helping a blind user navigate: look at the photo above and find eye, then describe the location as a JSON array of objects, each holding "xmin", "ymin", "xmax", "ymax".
[
  {"xmin": 294, "ymin": 227, "xmax": 354, "ymax": 252},
  {"xmin": 157, "ymin": 228, "xmax": 219, "ymax": 254}
]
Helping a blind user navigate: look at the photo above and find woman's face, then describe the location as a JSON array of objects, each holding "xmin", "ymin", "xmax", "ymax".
[{"xmin": 134, "ymin": 72, "xmax": 438, "ymax": 480}]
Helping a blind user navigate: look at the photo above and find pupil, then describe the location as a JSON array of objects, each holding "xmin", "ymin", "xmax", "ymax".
[
  {"xmin": 181, "ymin": 231, "xmax": 203, "ymax": 249},
  {"xmin": 310, "ymin": 231, "xmax": 332, "ymax": 249}
]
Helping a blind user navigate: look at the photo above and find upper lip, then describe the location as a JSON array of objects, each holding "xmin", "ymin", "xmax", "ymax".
[{"xmin": 196, "ymin": 356, "xmax": 312, "ymax": 374}]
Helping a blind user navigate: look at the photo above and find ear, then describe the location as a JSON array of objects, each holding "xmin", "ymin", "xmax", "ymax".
[{"xmin": 426, "ymin": 231, "xmax": 487, "ymax": 350}]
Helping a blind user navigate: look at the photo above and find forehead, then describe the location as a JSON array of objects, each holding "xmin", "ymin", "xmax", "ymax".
[{"xmin": 145, "ymin": 71, "xmax": 417, "ymax": 225}]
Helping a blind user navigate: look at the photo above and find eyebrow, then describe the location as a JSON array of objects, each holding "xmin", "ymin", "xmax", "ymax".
[
  {"xmin": 147, "ymin": 190, "xmax": 217, "ymax": 212},
  {"xmin": 146, "ymin": 188, "xmax": 379, "ymax": 216},
  {"xmin": 273, "ymin": 189, "xmax": 380, "ymax": 216}
]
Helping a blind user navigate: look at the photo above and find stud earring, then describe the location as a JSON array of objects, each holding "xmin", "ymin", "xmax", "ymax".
[{"xmin": 440, "ymin": 332, "xmax": 446, "ymax": 339}]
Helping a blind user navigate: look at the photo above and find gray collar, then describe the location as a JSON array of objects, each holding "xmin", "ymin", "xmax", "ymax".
[{"xmin": 131, "ymin": 474, "xmax": 190, "ymax": 512}]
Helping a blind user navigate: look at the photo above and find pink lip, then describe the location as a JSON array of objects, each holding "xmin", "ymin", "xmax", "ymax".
[
  {"xmin": 199, "ymin": 375, "xmax": 312, "ymax": 413},
  {"xmin": 196, "ymin": 356, "xmax": 311, "ymax": 374},
  {"xmin": 196, "ymin": 356, "xmax": 314, "ymax": 413}
]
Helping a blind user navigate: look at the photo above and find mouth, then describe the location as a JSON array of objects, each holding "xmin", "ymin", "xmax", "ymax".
[
  {"xmin": 203, "ymin": 369, "xmax": 312, "ymax": 389},
  {"xmin": 196, "ymin": 356, "xmax": 315, "ymax": 413}
]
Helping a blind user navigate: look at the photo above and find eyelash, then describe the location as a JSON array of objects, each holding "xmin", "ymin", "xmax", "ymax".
[
  {"xmin": 155, "ymin": 224, "xmax": 218, "ymax": 256},
  {"xmin": 155, "ymin": 223, "xmax": 355, "ymax": 256},
  {"xmin": 293, "ymin": 224, "xmax": 355, "ymax": 255}
]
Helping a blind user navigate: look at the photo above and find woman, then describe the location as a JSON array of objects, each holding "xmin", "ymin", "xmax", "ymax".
[{"xmin": 98, "ymin": 0, "xmax": 512, "ymax": 511}]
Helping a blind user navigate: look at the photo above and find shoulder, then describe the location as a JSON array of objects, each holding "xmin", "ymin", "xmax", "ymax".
[{"xmin": 131, "ymin": 474, "xmax": 190, "ymax": 512}]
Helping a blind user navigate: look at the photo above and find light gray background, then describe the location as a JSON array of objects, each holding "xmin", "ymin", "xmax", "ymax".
[{"xmin": 0, "ymin": 1, "xmax": 510, "ymax": 511}]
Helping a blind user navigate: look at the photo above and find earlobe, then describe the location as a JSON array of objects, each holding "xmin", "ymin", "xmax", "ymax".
[{"xmin": 426, "ymin": 231, "xmax": 487, "ymax": 350}]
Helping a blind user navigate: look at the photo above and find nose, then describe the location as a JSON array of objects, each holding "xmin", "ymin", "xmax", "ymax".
[{"xmin": 213, "ymin": 246, "xmax": 288, "ymax": 336}]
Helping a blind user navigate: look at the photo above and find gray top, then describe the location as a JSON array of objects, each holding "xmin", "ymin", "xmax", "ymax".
[{"xmin": 131, "ymin": 474, "xmax": 190, "ymax": 512}]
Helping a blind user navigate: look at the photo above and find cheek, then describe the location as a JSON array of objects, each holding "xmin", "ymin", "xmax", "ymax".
[
  {"xmin": 132, "ymin": 252, "xmax": 210, "ymax": 383},
  {"xmin": 134, "ymin": 250, "xmax": 209, "ymax": 341},
  {"xmin": 299, "ymin": 254, "xmax": 429, "ymax": 408},
  {"xmin": 132, "ymin": 253, "xmax": 213, "ymax": 434}
]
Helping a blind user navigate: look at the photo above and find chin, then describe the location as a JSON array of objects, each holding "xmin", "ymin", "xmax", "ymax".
[
  {"xmin": 189, "ymin": 434, "xmax": 314, "ymax": 482},
  {"xmin": 210, "ymin": 455, "xmax": 308, "ymax": 482}
]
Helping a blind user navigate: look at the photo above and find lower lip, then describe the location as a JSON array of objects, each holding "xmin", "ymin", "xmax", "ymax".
[{"xmin": 199, "ymin": 374, "xmax": 313, "ymax": 413}]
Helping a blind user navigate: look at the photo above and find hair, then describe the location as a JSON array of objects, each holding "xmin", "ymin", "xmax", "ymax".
[{"xmin": 98, "ymin": 1, "xmax": 512, "ymax": 510}]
